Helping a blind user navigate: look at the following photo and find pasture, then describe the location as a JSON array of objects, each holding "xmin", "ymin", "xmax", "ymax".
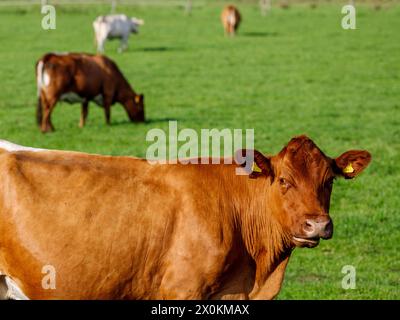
[{"xmin": 0, "ymin": 1, "xmax": 399, "ymax": 299}]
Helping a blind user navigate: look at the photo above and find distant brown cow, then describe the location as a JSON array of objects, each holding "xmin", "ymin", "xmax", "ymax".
[
  {"xmin": 36, "ymin": 53, "xmax": 145, "ymax": 133},
  {"xmin": 221, "ymin": 5, "xmax": 241, "ymax": 36},
  {"xmin": 0, "ymin": 135, "xmax": 371, "ymax": 299}
]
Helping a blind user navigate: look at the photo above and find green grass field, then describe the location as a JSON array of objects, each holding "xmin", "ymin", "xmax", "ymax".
[{"xmin": 0, "ymin": 2, "xmax": 399, "ymax": 299}]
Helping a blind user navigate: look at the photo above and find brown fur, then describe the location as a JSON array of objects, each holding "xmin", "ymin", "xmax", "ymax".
[
  {"xmin": 0, "ymin": 135, "xmax": 371, "ymax": 299},
  {"xmin": 221, "ymin": 5, "xmax": 241, "ymax": 36},
  {"xmin": 35, "ymin": 53, "xmax": 145, "ymax": 133}
]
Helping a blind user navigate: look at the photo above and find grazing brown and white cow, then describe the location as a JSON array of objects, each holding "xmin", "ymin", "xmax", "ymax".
[
  {"xmin": 0, "ymin": 135, "xmax": 371, "ymax": 299},
  {"xmin": 221, "ymin": 5, "xmax": 241, "ymax": 36},
  {"xmin": 36, "ymin": 52, "xmax": 145, "ymax": 133}
]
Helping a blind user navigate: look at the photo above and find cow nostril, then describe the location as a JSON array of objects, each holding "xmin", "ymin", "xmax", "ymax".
[
  {"xmin": 303, "ymin": 220, "xmax": 315, "ymax": 233},
  {"xmin": 303, "ymin": 217, "xmax": 333, "ymax": 239}
]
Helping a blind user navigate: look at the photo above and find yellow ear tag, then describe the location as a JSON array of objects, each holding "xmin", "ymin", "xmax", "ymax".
[
  {"xmin": 252, "ymin": 162, "xmax": 262, "ymax": 173},
  {"xmin": 343, "ymin": 163, "xmax": 355, "ymax": 174}
]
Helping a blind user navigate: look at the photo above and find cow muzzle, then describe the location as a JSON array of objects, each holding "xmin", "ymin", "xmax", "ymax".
[{"xmin": 293, "ymin": 216, "xmax": 333, "ymax": 248}]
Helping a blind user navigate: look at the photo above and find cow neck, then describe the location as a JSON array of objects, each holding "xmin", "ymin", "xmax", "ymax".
[
  {"xmin": 236, "ymin": 177, "xmax": 292, "ymax": 276},
  {"xmin": 116, "ymin": 79, "xmax": 136, "ymax": 104}
]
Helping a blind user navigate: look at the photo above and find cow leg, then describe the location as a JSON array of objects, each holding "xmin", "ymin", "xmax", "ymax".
[
  {"xmin": 210, "ymin": 254, "xmax": 255, "ymax": 300},
  {"xmin": 103, "ymin": 98, "xmax": 112, "ymax": 125},
  {"xmin": 37, "ymin": 95, "xmax": 43, "ymax": 127},
  {"xmin": 79, "ymin": 100, "xmax": 89, "ymax": 128},
  {"xmin": 98, "ymin": 38, "xmax": 105, "ymax": 53},
  {"xmin": 157, "ymin": 248, "xmax": 228, "ymax": 299},
  {"xmin": 158, "ymin": 268, "xmax": 205, "ymax": 299},
  {"xmin": 119, "ymin": 35, "xmax": 129, "ymax": 53},
  {"xmin": 94, "ymin": 34, "xmax": 103, "ymax": 53},
  {"xmin": 41, "ymin": 96, "xmax": 57, "ymax": 133},
  {"xmin": 230, "ymin": 25, "xmax": 235, "ymax": 37},
  {"xmin": 249, "ymin": 254, "xmax": 291, "ymax": 300}
]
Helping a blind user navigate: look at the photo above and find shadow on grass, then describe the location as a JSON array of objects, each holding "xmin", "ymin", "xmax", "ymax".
[
  {"xmin": 111, "ymin": 117, "xmax": 179, "ymax": 126},
  {"xmin": 242, "ymin": 31, "xmax": 279, "ymax": 37},
  {"xmin": 135, "ymin": 47, "xmax": 181, "ymax": 52},
  {"xmin": 144, "ymin": 117, "xmax": 181, "ymax": 124}
]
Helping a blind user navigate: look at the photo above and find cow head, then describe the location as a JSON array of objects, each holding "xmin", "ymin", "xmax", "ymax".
[
  {"xmin": 238, "ymin": 135, "xmax": 371, "ymax": 248},
  {"xmin": 130, "ymin": 18, "xmax": 144, "ymax": 33},
  {"xmin": 122, "ymin": 93, "xmax": 145, "ymax": 122}
]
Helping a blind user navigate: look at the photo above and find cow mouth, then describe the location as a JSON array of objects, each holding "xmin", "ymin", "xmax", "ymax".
[{"xmin": 292, "ymin": 236, "xmax": 320, "ymax": 248}]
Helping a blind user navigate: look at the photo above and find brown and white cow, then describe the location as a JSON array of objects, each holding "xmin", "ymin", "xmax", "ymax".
[
  {"xmin": 221, "ymin": 5, "xmax": 241, "ymax": 36},
  {"xmin": 0, "ymin": 135, "xmax": 371, "ymax": 299},
  {"xmin": 36, "ymin": 53, "xmax": 145, "ymax": 133}
]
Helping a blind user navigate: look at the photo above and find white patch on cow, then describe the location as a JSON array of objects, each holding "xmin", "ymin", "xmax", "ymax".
[
  {"xmin": 36, "ymin": 60, "xmax": 51, "ymax": 96},
  {"xmin": 0, "ymin": 275, "xmax": 29, "ymax": 300},
  {"xmin": 43, "ymin": 71, "xmax": 50, "ymax": 87},
  {"xmin": 227, "ymin": 12, "xmax": 236, "ymax": 25},
  {"xmin": 36, "ymin": 60, "xmax": 44, "ymax": 95},
  {"xmin": 0, "ymin": 139, "xmax": 45, "ymax": 152}
]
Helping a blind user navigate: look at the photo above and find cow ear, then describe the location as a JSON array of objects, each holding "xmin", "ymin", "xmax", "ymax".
[
  {"xmin": 135, "ymin": 95, "xmax": 141, "ymax": 103},
  {"xmin": 334, "ymin": 150, "xmax": 372, "ymax": 179},
  {"xmin": 235, "ymin": 149, "xmax": 273, "ymax": 179}
]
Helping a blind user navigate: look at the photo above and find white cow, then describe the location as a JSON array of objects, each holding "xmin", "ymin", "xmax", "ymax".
[{"xmin": 93, "ymin": 14, "xmax": 144, "ymax": 53}]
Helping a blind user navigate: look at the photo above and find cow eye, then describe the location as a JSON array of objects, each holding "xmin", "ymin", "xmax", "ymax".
[{"xmin": 279, "ymin": 177, "xmax": 291, "ymax": 189}]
